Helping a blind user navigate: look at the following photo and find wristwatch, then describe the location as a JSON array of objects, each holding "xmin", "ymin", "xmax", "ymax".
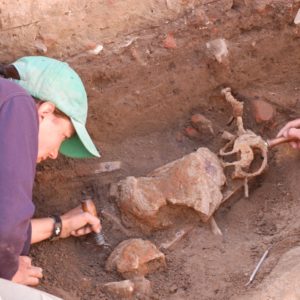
[{"xmin": 49, "ymin": 215, "xmax": 62, "ymax": 241}]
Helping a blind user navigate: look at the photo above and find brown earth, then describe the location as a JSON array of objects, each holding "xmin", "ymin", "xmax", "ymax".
[{"xmin": 4, "ymin": 0, "xmax": 300, "ymax": 299}]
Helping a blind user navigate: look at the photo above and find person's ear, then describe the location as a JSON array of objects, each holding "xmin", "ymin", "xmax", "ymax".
[
  {"xmin": 0, "ymin": 64, "xmax": 20, "ymax": 80},
  {"xmin": 37, "ymin": 102, "xmax": 56, "ymax": 120}
]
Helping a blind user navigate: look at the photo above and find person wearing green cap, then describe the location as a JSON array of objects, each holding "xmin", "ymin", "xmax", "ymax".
[{"xmin": 0, "ymin": 56, "xmax": 101, "ymax": 293}]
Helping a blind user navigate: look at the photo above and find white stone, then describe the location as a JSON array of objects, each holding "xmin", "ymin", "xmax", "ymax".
[
  {"xmin": 294, "ymin": 8, "xmax": 300, "ymax": 24},
  {"xmin": 206, "ymin": 38, "xmax": 229, "ymax": 63},
  {"xmin": 87, "ymin": 44, "xmax": 103, "ymax": 55}
]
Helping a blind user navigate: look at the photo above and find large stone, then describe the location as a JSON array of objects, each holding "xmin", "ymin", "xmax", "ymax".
[
  {"xmin": 117, "ymin": 148, "xmax": 225, "ymax": 231},
  {"xmin": 106, "ymin": 239, "xmax": 166, "ymax": 279},
  {"xmin": 237, "ymin": 246, "xmax": 300, "ymax": 300},
  {"xmin": 103, "ymin": 277, "xmax": 151, "ymax": 300}
]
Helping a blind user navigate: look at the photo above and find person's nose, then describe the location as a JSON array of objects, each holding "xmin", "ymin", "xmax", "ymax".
[{"xmin": 49, "ymin": 149, "xmax": 59, "ymax": 160}]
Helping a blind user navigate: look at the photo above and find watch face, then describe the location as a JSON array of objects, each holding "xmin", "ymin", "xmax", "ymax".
[{"xmin": 55, "ymin": 227, "xmax": 61, "ymax": 235}]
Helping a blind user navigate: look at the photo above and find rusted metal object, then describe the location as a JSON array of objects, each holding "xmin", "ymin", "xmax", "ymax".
[{"xmin": 219, "ymin": 88, "xmax": 268, "ymax": 197}]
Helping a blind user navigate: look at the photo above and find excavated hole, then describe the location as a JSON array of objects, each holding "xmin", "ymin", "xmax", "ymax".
[{"xmin": 25, "ymin": 2, "xmax": 300, "ymax": 299}]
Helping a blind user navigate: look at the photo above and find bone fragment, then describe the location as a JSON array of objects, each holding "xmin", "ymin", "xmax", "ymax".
[
  {"xmin": 222, "ymin": 131, "xmax": 235, "ymax": 141},
  {"xmin": 160, "ymin": 225, "xmax": 194, "ymax": 250},
  {"xmin": 94, "ymin": 161, "xmax": 122, "ymax": 174},
  {"xmin": 209, "ymin": 217, "xmax": 223, "ymax": 236}
]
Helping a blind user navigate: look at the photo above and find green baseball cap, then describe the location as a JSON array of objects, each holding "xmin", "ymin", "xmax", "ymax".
[{"xmin": 12, "ymin": 56, "xmax": 100, "ymax": 158}]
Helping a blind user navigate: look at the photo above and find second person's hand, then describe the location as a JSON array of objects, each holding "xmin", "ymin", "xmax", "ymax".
[{"xmin": 276, "ymin": 118, "xmax": 300, "ymax": 149}]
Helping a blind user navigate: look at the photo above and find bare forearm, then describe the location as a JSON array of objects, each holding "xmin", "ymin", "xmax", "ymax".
[
  {"xmin": 31, "ymin": 218, "xmax": 54, "ymax": 244},
  {"xmin": 30, "ymin": 206, "xmax": 101, "ymax": 244}
]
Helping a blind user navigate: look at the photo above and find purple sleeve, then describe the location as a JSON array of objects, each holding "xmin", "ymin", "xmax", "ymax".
[{"xmin": 0, "ymin": 95, "xmax": 38, "ymax": 280}]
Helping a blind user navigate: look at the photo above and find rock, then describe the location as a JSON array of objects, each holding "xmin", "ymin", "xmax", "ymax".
[
  {"xmin": 295, "ymin": 8, "xmax": 300, "ymax": 25},
  {"xmin": 206, "ymin": 38, "xmax": 228, "ymax": 63},
  {"xmin": 251, "ymin": 100, "xmax": 275, "ymax": 123},
  {"xmin": 103, "ymin": 277, "xmax": 151, "ymax": 300},
  {"xmin": 34, "ymin": 39, "xmax": 47, "ymax": 53},
  {"xmin": 237, "ymin": 247, "xmax": 300, "ymax": 300},
  {"xmin": 163, "ymin": 33, "xmax": 177, "ymax": 49},
  {"xmin": 106, "ymin": 239, "xmax": 166, "ymax": 278},
  {"xmin": 117, "ymin": 148, "xmax": 226, "ymax": 231},
  {"xmin": 131, "ymin": 277, "xmax": 152, "ymax": 298},
  {"xmin": 84, "ymin": 40, "xmax": 98, "ymax": 51},
  {"xmin": 184, "ymin": 126, "xmax": 200, "ymax": 139},
  {"xmin": 103, "ymin": 280, "xmax": 135, "ymax": 299},
  {"xmin": 191, "ymin": 114, "xmax": 214, "ymax": 134}
]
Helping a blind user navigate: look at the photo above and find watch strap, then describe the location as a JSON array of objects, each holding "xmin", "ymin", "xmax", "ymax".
[{"xmin": 49, "ymin": 215, "xmax": 62, "ymax": 241}]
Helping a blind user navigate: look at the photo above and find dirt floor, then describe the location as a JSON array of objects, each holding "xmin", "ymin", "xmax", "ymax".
[{"xmin": 23, "ymin": 1, "xmax": 300, "ymax": 299}]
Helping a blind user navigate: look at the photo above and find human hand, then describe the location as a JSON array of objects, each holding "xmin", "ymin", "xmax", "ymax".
[
  {"xmin": 60, "ymin": 205, "xmax": 101, "ymax": 238},
  {"xmin": 12, "ymin": 256, "xmax": 43, "ymax": 286},
  {"xmin": 276, "ymin": 118, "xmax": 300, "ymax": 149}
]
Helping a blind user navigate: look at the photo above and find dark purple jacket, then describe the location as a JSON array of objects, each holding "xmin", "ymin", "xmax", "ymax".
[{"xmin": 0, "ymin": 77, "xmax": 38, "ymax": 279}]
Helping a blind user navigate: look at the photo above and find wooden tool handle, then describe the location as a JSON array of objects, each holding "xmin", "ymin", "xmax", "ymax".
[
  {"xmin": 267, "ymin": 136, "xmax": 297, "ymax": 148},
  {"xmin": 81, "ymin": 199, "xmax": 98, "ymax": 217}
]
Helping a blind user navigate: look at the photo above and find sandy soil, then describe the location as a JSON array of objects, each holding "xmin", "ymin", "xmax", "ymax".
[{"xmin": 26, "ymin": 1, "xmax": 300, "ymax": 299}]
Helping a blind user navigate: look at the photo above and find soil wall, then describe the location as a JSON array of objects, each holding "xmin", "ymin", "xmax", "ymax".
[{"xmin": 2, "ymin": 0, "xmax": 299, "ymax": 148}]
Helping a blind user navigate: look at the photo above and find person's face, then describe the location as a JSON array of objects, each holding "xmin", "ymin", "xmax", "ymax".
[{"xmin": 36, "ymin": 102, "xmax": 75, "ymax": 163}]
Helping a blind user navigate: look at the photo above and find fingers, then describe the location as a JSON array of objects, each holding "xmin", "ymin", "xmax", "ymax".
[
  {"xmin": 61, "ymin": 211, "xmax": 101, "ymax": 238},
  {"xmin": 83, "ymin": 212, "xmax": 101, "ymax": 234},
  {"xmin": 277, "ymin": 119, "xmax": 300, "ymax": 137},
  {"xmin": 286, "ymin": 128, "xmax": 300, "ymax": 139},
  {"xmin": 26, "ymin": 266, "xmax": 43, "ymax": 286},
  {"xmin": 71, "ymin": 213, "xmax": 101, "ymax": 236},
  {"xmin": 13, "ymin": 257, "xmax": 43, "ymax": 286},
  {"xmin": 71, "ymin": 226, "xmax": 92, "ymax": 237},
  {"xmin": 28, "ymin": 266, "xmax": 43, "ymax": 279},
  {"xmin": 29, "ymin": 278, "xmax": 40, "ymax": 286}
]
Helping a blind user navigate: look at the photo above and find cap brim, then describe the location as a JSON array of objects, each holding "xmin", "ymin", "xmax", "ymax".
[{"xmin": 59, "ymin": 119, "xmax": 101, "ymax": 158}]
